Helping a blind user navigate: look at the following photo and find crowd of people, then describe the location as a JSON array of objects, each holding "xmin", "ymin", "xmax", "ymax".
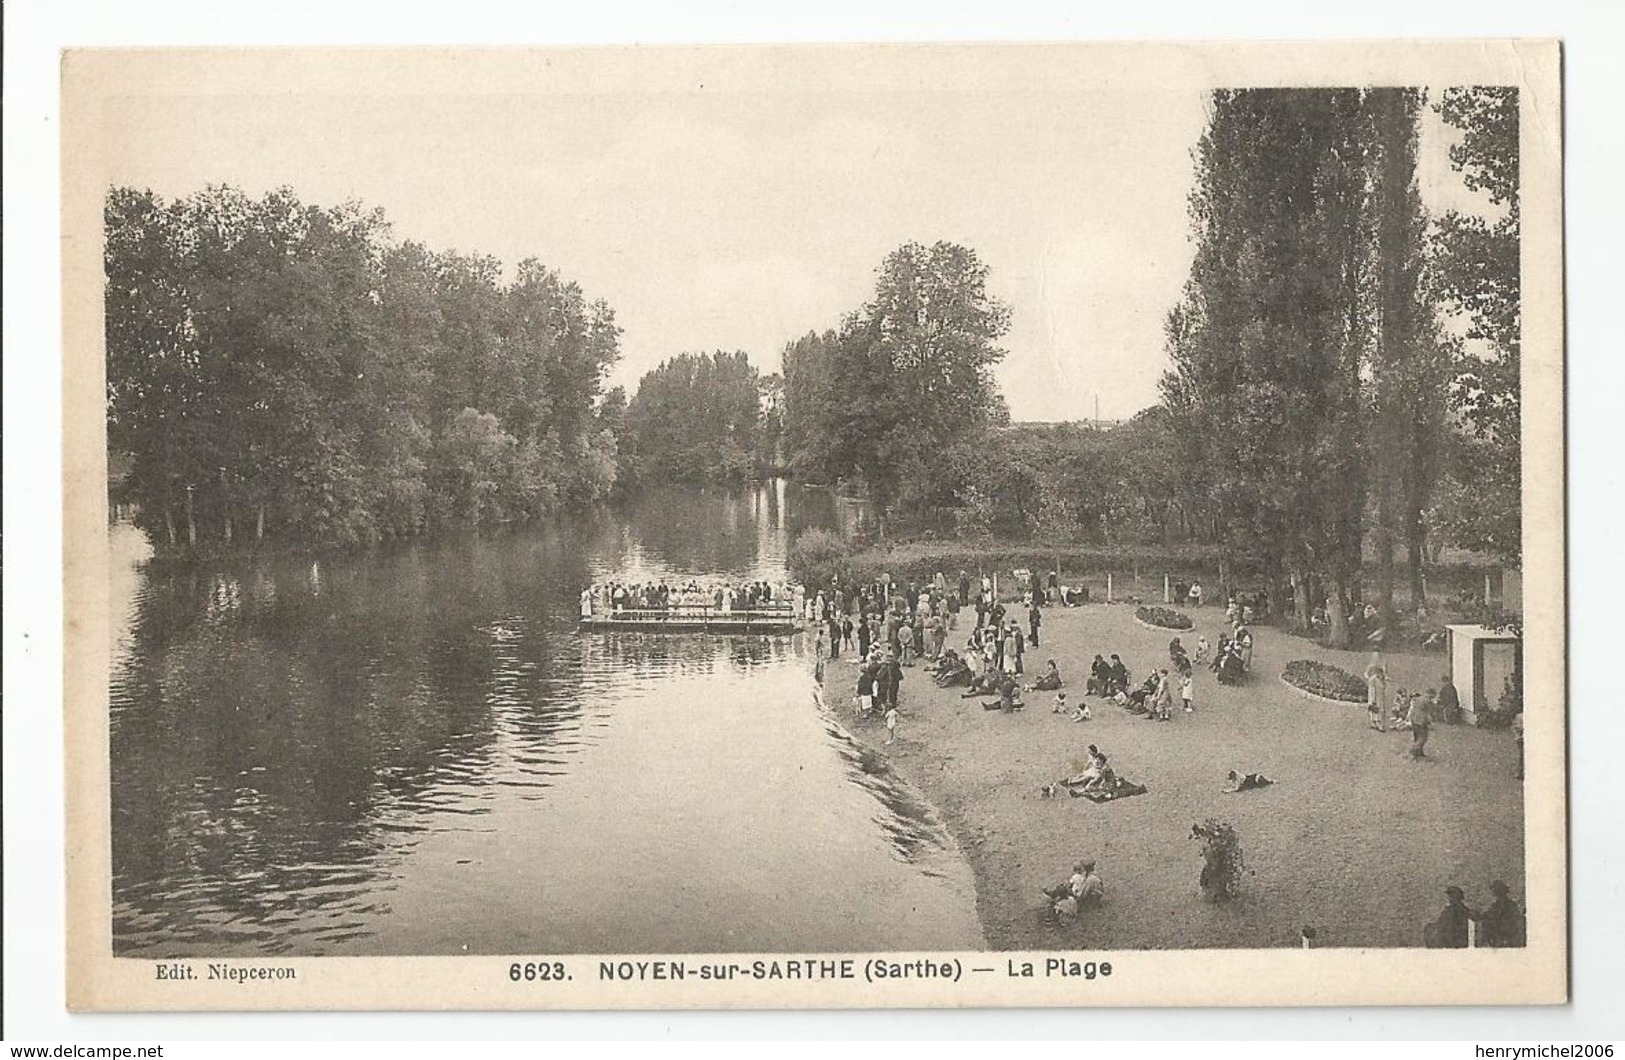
[
  {"xmin": 581, "ymin": 578, "xmax": 799, "ymax": 617},
  {"xmin": 801, "ymin": 566, "xmax": 1526, "ymax": 945}
]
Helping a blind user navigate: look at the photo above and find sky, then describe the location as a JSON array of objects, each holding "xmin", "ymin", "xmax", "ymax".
[{"xmin": 91, "ymin": 49, "xmax": 1482, "ymax": 422}]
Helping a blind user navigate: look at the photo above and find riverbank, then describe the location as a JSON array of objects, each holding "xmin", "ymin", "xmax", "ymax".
[{"xmin": 825, "ymin": 602, "xmax": 1525, "ymax": 949}]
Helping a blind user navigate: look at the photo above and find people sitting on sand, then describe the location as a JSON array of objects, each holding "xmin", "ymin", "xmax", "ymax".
[
  {"xmin": 1069, "ymin": 694, "xmax": 1091, "ymax": 723},
  {"xmin": 1194, "ymin": 636, "xmax": 1212, "ymax": 668},
  {"xmin": 1390, "ymin": 688, "xmax": 1414, "ymax": 730},
  {"xmin": 1080, "ymin": 755, "xmax": 1117, "ymax": 793},
  {"xmin": 1060, "ymin": 745, "xmax": 1107, "ymax": 788},
  {"xmin": 1107, "ymin": 654, "xmax": 1130, "ymax": 696},
  {"xmin": 1043, "ymin": 860, "xmax": 1105, "ymax": 921},
  {"xmin": 1087, "ymin": 655, "xmax": 1109, "ymax": 696},
  {"xmin": 1222, "ymin": 769, "xmax": 1275, "ymax": 793},
  {"xmin": 1030, "ymin": 659, "xmax": 1063, "ymax": 692},
  {"xmin": 961, "ymin": 668, "xmax": 1001, "ymax": 698},
  {"xmin": 983, "ymin": 671, "xmax": 1024, "ymax": 712},
  {"xmin": 1126, "ymin": 674, "xmax": 1160, "ymax": 713},
  {"xmin": 933, "ymin": 651, "xmax": 974, "ymax": 688}
]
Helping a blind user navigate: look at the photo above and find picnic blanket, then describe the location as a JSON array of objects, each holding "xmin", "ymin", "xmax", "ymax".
[{"xmin": 1063, "ymin": 774, "xmax": 1149, "ymax": 803}]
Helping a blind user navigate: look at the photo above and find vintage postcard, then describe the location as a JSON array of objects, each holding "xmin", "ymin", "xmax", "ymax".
[{"xmin": 61, "ymin": 40, "xmax": 1565, "ymax": 1010}]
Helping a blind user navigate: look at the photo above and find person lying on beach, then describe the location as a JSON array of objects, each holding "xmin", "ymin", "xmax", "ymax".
[
  {"xmin": 1222, "ymin": 769, "xmax": 1275, "ymax": 793},
  {"xmin": 1030, "ymin": 660, "xmax": 1063, "ymax": 692}
]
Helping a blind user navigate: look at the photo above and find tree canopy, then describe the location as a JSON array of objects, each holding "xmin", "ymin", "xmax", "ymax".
[
  {"xmin": 620, "ymin": 350, "xmax": 774, "ymax": 484},
  {"xmin": 106, "ymin": 184, "xmax": 622, "ymax": 551},
  {"xmin": 780, "ymin": 240, "xmax": 1011, "ymax": 510}
]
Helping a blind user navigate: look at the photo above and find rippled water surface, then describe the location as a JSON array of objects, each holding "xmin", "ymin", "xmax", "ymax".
[{"xmin": 110, "ymin": 483, "xmax": 982, "ymax": 956}]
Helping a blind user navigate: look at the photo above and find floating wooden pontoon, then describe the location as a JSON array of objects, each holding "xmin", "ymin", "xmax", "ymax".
[{"xmin": 577, "ymin": 606, "xmax": 802, "ymax": 635}]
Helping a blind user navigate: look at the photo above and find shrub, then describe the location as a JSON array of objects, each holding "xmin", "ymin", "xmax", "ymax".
[
  {"xmin": 1281, "ymin": 659, "xmax": 1366, "ymax": 703},
  {"xmin": 1136, "ymin": 605, "xmax": 1193, "ymax": 630},
  {"xmin": 1476, "ymin": 668, "xmax": 1522, "ymax": 729},
  {"xmin": 788, "ymin": 528, "xmax": 855, "ymax": 589}
]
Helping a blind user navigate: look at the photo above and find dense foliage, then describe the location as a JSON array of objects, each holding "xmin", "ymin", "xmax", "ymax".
[
  {"xmin": 781, "ymin": 241, "xmax": 1011, "ymax": 510},
  {"xmin": 106, "ymin": 185, "xmax": 622, "ymax": 551},
  {"xmin": 786, "ymin": 528, "xmax": 857, "ymax": 590},
  {"xmin": 1160, "ymin": 87, "xmax": 1511, "ymax": 645},
  {"xmin": 1281, "ymin": 659, "xmax": 1368, "ymax": 703},
  {"xmin": 620, "ymin": 351, "xmax": 781, "ymax": 484},
  {"xmin": 1135, "ymin": 605, "xmax": 1194, "ymax": 631},
  {"xmin": 1427, "ymin": 87, "xmax": 1522, "ymax": 563}
]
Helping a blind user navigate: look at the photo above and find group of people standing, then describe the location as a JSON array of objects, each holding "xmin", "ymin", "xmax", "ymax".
[
  {"xmin": 582, "ymin": 578, "xmax": 795, "ymax": 617},
  {"xmin": 1364, "ymin": 664, "xmax": 1461, "ymax": 760}
]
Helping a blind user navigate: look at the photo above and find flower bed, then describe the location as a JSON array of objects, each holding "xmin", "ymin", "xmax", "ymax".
[
  {"xmin": 1281, "ymin": 659, "xmax": 1366, "ymax": 703},
  {"xmin": 1134, "ymin": 605, "xmax": 1193, "ymax": 631}
]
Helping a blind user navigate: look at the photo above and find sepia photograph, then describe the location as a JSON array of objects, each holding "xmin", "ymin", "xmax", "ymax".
[{"xmin": 57, "ymin": 39, "xmax": 1566, "ymax": 1010}]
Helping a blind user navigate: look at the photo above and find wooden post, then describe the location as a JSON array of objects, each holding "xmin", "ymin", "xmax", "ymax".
[
  {"xmin": 1484, "ymin": 573, "xmax": 1493, "ymax": 605},
  {"xmin": 1107, "ymin": 573, "xmax": 1114, "ymax": 603},
  {"xmin": 1164, "ymin": 574, "xmax": 1171, "ymax": 604}
]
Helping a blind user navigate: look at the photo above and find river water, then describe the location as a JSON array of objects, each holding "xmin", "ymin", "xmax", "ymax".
[{"xmin": 108, "ymin": 481, "xmax": 983, "ymax": 957}]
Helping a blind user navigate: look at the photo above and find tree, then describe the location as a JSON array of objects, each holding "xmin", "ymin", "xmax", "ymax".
[
  {"xmin": 1367, "ymin": 88, "xmax": 1455, "ymax": 617},
  {"xmin": 105, "ymin": 184, "xmax": 623, "ymax": 551},
  {"xmin": 1161, "ymin": 89, "xmax": 1372, "ymax": 644},
  {"xmin": 622, "ymin": 351, "xmax": 765, "ymax": 484},
  {"xmin": 778, "ymin": 241, "xmax": 1010, "ymax": 517},
  {"xmin": 1431, "ymin": 87, "xmax": 1521, "ymax": 564}
]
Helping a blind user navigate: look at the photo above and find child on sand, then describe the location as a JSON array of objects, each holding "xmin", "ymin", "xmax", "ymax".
[
  {"xmin": 1052, "ymin": 690, "xmax": 1069, "ymax": 714},
  {"xmin": 884, "ymin": 706, "xmax": 898, "ymax": 744},
  {"xmin": 1182, "ymin": 672, "xmax": 1195, "ymax": 713},
  {"xmin": 1222, "ymin": 769, "xmax": 1275, "ymax": 793}
]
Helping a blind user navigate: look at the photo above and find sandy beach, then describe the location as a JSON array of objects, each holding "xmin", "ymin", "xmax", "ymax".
[{"xmin": 827, "ymin": 601, "xmax": 1525, "ymax": 950}]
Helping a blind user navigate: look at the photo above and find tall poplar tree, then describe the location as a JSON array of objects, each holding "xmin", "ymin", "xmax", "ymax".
[{"xmin": 1161, "ymin": 89, "xmax": 1371, "ymax": 645}]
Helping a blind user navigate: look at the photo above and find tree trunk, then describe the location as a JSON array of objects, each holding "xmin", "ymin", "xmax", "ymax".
[
  {"xmin": 1406, "ymin": 526, "xmax": 1426, "ymax": 606},
  {"xmin": 1292, "ymin": 574, "xmax": 1310, "ymax": 632},
  {"xmin": 1374, "ymin": 492, "xmax": 1396, "ymax": 625},
  {"xmin": 164, "ymin": 506, "xmax": 177, "ymax": 548},
  {"xmin": 184, "ymin": 488, "xmax": 197, "ymax": 548},
  {"xmin": 1327, "ymin": 580, "xmax": 1351, "ymax": 649},
  {"xmin": 256, "ymin": 504, "xmax": 266, "ymax": 542}
]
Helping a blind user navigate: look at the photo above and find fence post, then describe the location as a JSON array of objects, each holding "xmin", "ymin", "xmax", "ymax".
[
  {"xmin": 1107, "ymin": 573, "xmax": 1114, "ymax": 604},
  {"xmin": 1164, "ymin": 574, "xmax": 1171, "ymax": 604}
]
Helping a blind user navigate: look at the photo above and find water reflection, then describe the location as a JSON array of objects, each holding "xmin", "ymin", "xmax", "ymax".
[{"xmin": 110, "ymin": 482, "xmax": 978, "ymax": 956}]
